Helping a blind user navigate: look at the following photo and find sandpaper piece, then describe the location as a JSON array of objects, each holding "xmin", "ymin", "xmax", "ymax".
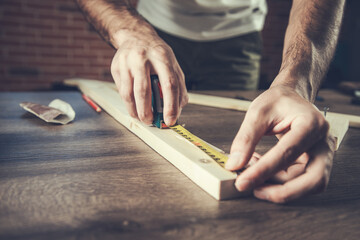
[{"xmin": 20, "ymin": 99, "xmax": 75, "ymax": 124}]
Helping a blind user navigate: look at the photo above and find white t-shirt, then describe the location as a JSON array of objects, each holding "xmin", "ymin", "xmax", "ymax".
[{"xmin": 137, "ymin": 0, "xmax": 267, "ymax": 42}]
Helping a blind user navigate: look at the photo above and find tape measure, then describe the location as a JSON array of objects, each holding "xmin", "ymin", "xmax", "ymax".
[
  {"xmin": 150, "ymin": 75, "xmax": 228, "ymax": 168},
  {"xmin": 151, "ymin": 75, "xmax": 167, "ymax": 129},
  {"xmin": 169, "ymin": 124, "xmax": 228, "ymax": 167}
]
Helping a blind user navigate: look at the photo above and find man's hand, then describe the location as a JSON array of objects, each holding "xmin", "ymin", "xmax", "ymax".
[
  {"xmin": 225, "ymin": 85, "xmax": 336, "ymax": 203},
  {"xmin": 111, "ymin": 31, "xmax": 188, "ymax": 126},
  {"xmin": 75, "ymin": 0, "xmax": 188, "ymax": 126}
]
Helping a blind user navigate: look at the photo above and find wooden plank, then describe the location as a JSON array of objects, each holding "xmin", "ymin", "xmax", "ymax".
[
  {"xmin": 188, "ymin": 92, "xmax": 360, "ymax": 128},
  {"xmin": 324, "ymin": 112, "xmax": 360, "ymax": 128},
  {"xmin": 64, "ymin": 78, "xmax": 244, "ymax": 200},
  {"xmin": 188, "ymin": 92, "xmax": 251, "ymax": 112},
  {"xmin": 326, "ymin": 115, "xmax": 349, "ymax": 150}
]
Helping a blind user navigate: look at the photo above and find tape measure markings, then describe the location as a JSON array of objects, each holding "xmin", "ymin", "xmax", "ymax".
[{"xmin": 170, "ymin": 124, "xmax": 228, "ymax": 167}]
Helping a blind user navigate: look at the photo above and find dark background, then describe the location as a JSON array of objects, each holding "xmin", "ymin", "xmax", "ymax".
[{"xmin": 0, "ymin": 0, "xmax": 359, "ymax": 91}]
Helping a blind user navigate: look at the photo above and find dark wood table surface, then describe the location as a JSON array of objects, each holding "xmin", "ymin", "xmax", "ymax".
[{"xmin": 1, "ymin": 90, "xmax": 360, "ymax": 240}]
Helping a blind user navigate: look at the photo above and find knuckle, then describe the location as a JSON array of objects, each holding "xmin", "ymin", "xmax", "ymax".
[
  {"xmin": 303, "ymin": 113, "xmax": 328, "ymax": 133},
  {"xmin": 138, "ymin": 112, "xmax": 151, "ymax": 122},
  {"xmin": 300, "ymin": 115, "xmax": 317, "ymax": 130},
  {"xmin": 120, "ymin": 90, "xmax": 133, "ymax": 103},
  {"xmin": 134, "ymin": 85, "xmax": 150, "ymax": 100},
  {"xmin": 135, "ymin": 48, "xmax": 147, "ymax": 58},
  {"xmin": 162, "ymin": 79, "xmax": 178, "ymax": 93},
  {"xmin": 134, "ymin": 82, "xmax": 147, "ymax": 94},
  {"xmin": 248, "ymin": 98, "xmax": 264, "ymax": 113},
  {"xmin": 246, "ymin": 108, "xmax": 264, "ymax": 126},
  {"xmin": 129, "ymin": 48, "xmax": 147, "ymax": 62},
  {"xmin": 305, "ymin": 114, "xmax": 330, "ymax": 139},
  {"xmin": 152, "ymin": 45, "xmax": 171, "ymax": 58},
  {"xmin": 237, "ymin": 131, "xmax": 253, "ymax": 146}
]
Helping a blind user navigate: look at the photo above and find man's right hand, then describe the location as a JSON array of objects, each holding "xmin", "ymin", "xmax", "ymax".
[{"xmin": 110, "ymin": 31, "xmax": 188, "ymax": 126}]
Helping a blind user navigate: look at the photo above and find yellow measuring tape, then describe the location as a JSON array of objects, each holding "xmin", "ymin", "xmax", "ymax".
[
  {"xmin": 169, "ymin": 125, "xmax": 229, "ymax": 167},
  {"xmin": 149, "ymin": 75, "xmax": 228, "ymax": 167}
]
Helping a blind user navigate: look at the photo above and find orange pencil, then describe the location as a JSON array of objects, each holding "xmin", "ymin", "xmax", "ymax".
[{"xmin": 82, "ymin": 94, "xmax": 101, "ymax": 113}]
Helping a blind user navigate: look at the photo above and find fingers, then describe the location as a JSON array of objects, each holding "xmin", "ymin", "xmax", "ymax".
[
  {"xmin": 226, "ymin": 86, "xmax": 334, "ymax": 203},
  {"xmin": 111, "ymin": 44, "xmax": 187, "ymax": 126},
  {"xmin": 234, "ymin": 114, "xmax": 329, "ymax": 191},
  {"xmin": 253, "ymin": 138, "xmax": 334, "ymax": 203},
  {"xmin": 151, "ymin": 45, "xmax": 187, "ymax": 126},
  {"xmin": 153, "ymin": 62, "xmax": 179, "ymax": 126},
  {"xmin": 225, "ymin": 105, "xmax": 269, "ymax": 171},
  {"xmin": 270, "ymin": 153, "xmax": 308, "ymax": 184},
  {"xmin": 235, "ymin": 117, "xmax": 327, "ymax": 191},
  {"xmin": 247, "ymin": 152, "xmax": 261, "ymax": 167},
  {"xmin": 132, "ymin": 63, "xmax": 153, "ymax": 124},
  {"xmin": 111, "ymin": 51, "xmax": 138, "ymax": 119}
]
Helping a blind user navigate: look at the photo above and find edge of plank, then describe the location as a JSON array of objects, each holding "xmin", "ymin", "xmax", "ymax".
[{"xmin": 326, "ymin": 115, "xmax": 349, "ymax": 150}]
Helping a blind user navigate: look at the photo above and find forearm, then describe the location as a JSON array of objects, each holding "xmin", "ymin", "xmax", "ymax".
[
  {"xmin": 272, "ymin": 0, "xmax": 345, "ymax": 102},
  {"xmin": 75, "ymin": 0, "xmax": 156, "ymax": 48}
]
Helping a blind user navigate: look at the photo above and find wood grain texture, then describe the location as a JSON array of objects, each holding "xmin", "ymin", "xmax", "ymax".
[{"xmin": 1, "ymin": 91, "xmax": 360, "ymax": 240}]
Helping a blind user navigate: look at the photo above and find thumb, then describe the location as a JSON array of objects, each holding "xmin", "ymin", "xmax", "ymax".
[{"xmin": 226, "ymin": 109, "xmax": 269, "ymax": 171}]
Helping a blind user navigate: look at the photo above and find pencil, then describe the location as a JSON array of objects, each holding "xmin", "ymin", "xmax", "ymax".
[{"xmin": 82, "ymin": 94, "xmax": 101, "ymax": 113}]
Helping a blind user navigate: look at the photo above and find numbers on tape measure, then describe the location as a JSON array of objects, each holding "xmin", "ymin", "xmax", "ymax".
[{"xmin": 170, "ymin": 125, "xmax": 228, "ymax": 167}]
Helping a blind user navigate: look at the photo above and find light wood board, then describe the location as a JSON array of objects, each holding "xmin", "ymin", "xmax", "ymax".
[
  {"xmin": 188, "ymin": 92, "xmax": 360, "ymax": 128},
  {"xmin": 326, "ymin": 115, "xmax": 349, "ymax": 150},
  {"xmin": 64, "ymin": 78, "xmax": 244, "ymax": 200}
]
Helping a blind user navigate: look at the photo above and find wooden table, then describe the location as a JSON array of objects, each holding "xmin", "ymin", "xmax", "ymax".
[{"xmin": 1, "ymin": 90, "xmax": 360, "ymax": 240}]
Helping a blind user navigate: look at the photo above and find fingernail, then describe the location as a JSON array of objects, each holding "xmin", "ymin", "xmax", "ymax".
[
  {"xmin": 225, "ymin": 152, "xmax": 243, "ymax": 170},
  {"xmin": 235, "ymin": 179, "xmax": 253, "ymax": 191},
  {"xmin": 254, "ymin": 189, "xmax": 269, "ymax": 200},
  {"xmin": 166, "ymin": 116, "xmax": 177, "ymax": 126}
]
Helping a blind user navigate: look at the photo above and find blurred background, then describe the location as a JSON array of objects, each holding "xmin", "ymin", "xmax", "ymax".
[{"xmin": 0, "ymin": 0, "xmax": 359, "ymax": 91}]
